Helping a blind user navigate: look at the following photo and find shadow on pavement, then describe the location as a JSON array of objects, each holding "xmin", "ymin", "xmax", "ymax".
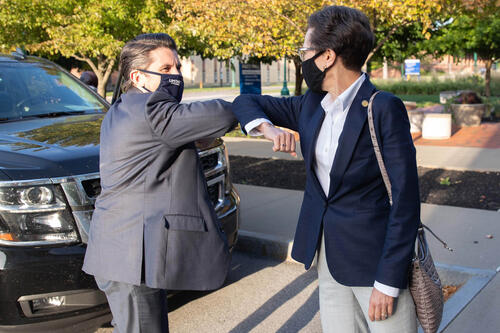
[
  {"xmin": 228, "ymin": 267, "xmax": 318, "ymax": 333},
  {"xmin": 167, "ymin": 251, "xmax": 282, "ymax": 312},
  {"xmin": 275, "ymin": 287, "xmax": 319, "ymax": 333}
]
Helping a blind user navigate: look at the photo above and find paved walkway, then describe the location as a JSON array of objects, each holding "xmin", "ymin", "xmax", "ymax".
[
  {"xmin": 413, "ymin": 123, "xmax": 500, "ymax": 149},
  {"xmin": 234, "ymin": 184, "xmax": 500, "ymax": 333}
]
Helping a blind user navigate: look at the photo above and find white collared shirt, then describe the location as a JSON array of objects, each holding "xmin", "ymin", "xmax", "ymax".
[
  {"xmin": 245, "ymin": 73, "xmax": 399, "ymax": 298},
  {"xmin": 314, "ymin": 74, "xmax": 364, "ymax": 195}
]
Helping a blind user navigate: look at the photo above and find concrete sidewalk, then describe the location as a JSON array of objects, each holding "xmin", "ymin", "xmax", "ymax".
[
  {"xmin": 223, "ymin": 137, "xmax": 500, "ymax": 172},
  {"xmin": 235, "ymin": 184, "xmax": 500, "ymax": 270},
  {"xmin": 234, "ymin": 184, "xmax": 500, "ymax": 333}
]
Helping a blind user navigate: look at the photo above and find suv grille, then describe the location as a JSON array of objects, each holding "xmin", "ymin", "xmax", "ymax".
[
  {"xmin": 81, "ymin": 178, "xmax": 101, "ymax": 199},
  {"xmin": 200, "ymin": 153, "xmax": 219, "ymax": 171},
  {"xmin": 207, "ymin": 183, "xmax": 220, "ymax": 207}
]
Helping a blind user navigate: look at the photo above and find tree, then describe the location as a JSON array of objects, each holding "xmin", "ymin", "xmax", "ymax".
[
  {"xmin": 425, "ymin": 0, "xmax": 500, "ymax": 96},
  {"xmin": 169, "ymin": 0, "xmax": 451, "ymax": 95},
  {"xmin": 0, "ymin": 0, "xmax": 167, "ymax": 97},
  {"xmin": 370, "ymin": 22, "xmax": 429, "ymax": 76},
  {"xmin": 342, "ymin": 0, "xmax": 451, "ymax": 63},
  {"xmin": 167, "ymin": 0, "xmax": 323, "ymax": 96}
]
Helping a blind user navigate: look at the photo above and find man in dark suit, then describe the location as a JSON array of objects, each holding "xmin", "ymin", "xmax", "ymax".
[
  {"xmin": 232, "ymin": 6, "xmax": 419, "ymax": 333},
  {"xmin": 83, "ymin": 33, "xmax": 237, "ymax": 332}
]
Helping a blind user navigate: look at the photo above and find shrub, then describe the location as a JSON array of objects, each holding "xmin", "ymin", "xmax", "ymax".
[{"xmin": 373, "ymin": 75, "xmax": 500, "ymax": 96}]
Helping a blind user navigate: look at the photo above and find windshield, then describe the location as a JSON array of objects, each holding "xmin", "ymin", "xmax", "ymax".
[{"xmin": 0, "ymin": 61, "xmax": 106, "ymax": 121}]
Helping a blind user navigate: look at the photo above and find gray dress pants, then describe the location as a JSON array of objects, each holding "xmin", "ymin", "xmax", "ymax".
[
  {"xmin": 95, "ymin": 277, "xmax": 168, "ymax": 333},
  {"xmin": 317, "ymin": 231, "xmax": 417, "ymax": 333}
]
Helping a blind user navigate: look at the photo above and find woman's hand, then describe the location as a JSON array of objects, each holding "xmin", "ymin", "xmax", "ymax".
[
  {"xmin": 257, "ymin": 122, "xmax": 297, "ymax": 157},
  {"xmin": 368, "ymin": 288, "xmax": 394, "ymax": 321}
]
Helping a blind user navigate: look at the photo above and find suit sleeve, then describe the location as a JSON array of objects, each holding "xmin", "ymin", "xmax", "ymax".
[
  {"xmin": 232, "ymin": 94, "xmax": 305, "ymax": 134},
  {"xmin": 145, "ymin": 91, "xmax": 237, "ymax": 148},
  {"xmin": 374, "ymin": 94, "xmax": 420, "ymax": 289}
]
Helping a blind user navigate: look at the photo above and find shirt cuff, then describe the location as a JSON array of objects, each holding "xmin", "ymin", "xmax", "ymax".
[
  {"xmin": 374, "ymin": 281, "xmax": 400, "ymax": 298},
  {"xmin": 244, "ymin": 118, "xmax": 273, "ymax": 136}
]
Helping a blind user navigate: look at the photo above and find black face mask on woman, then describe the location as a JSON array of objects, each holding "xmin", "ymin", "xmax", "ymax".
[
  {"xmin": 138, "ymin": 69, "xmax": 184, "ymax": 103},
  {"xmin": 301, "ymin": 50, "xmax": 331, "ymax": 93}
]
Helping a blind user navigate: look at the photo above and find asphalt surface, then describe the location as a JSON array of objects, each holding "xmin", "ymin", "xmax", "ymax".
[{"xmin": 96, "ymin": 251, "xmax": 322, "ymax": 333}]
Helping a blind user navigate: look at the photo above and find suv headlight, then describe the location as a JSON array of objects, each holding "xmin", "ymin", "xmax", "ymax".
[{"xmin": 0, "ymin": 182, "xmax": 78, "ymax": 245}]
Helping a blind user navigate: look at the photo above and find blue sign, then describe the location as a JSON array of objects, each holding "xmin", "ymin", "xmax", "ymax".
[
  {"xmin": 239, "ymin": 63, "xmax": 262, "ymax": 95},
  {"xmin": 404, "ymin": 59, "xmax": 420, "ymax": 76}
]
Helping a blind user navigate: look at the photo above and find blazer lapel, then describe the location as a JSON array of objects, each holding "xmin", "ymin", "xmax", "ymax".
[
  {"xmin": 305, "ymin": 98, "xmax": 327, "ymax": 201},
  {"xmin": 327, "ymin": 78, "xmax": 377, "ymax": 199}
]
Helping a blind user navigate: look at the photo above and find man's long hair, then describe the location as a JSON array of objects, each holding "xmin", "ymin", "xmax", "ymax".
[{"xmin": 119, "ymin": 33, "xmax": 177, "ymax": 92}]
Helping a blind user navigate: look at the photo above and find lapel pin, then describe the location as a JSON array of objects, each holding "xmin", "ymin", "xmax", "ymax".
[{"xmin": 361, "ymin": 100, "xmax": 369, "ymax": 107}]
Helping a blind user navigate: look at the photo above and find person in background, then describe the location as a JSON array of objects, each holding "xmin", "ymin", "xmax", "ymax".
[{"xmin": 79, "ymin": 70, "xmax": 98, "ymax": 91}]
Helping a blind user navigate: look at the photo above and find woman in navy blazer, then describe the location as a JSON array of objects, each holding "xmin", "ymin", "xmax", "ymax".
[{"xmin": 232, "ymin": 6, "xmax": 419, "ymax": 333}]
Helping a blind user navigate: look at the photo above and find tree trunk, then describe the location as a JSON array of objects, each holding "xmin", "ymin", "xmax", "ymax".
[
  {"xmin": 484, "ymin": 58, "xmax": 493, "ymax": 97},
  {"xmin": 293, "ymin": 56, "xmax": 303, "ymax": 96}
]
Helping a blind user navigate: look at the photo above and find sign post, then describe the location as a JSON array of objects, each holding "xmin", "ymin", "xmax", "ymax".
[
  {"xmin": 239, "ymin": 63, "xmax": 262, "ymax": 95},
  {"xmin": 404, "ymin": 59, "xmax": 421, "ymax": 81}
]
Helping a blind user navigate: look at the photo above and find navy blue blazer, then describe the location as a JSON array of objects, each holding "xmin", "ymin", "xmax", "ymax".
[{"xmin": 232, "ymin": 78, "xmax": 420, "ymax": 289}]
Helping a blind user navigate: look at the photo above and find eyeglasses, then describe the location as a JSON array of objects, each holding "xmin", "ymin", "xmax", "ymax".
[{"xmin": 298, "ymin": 47, "xmax": 317, "ymax": 62}]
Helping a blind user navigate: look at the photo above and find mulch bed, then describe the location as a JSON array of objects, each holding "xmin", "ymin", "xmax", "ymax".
[{"xmin": 229, "ymin": 156, "xmax": 500, "ymax": 211}]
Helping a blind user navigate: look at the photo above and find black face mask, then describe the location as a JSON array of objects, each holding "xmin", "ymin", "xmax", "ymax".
[
  {"xmin": 138, "ymin": 69, "xmax": 184, "ymax": 103},
  {"xmin": 301, "ymin": 50, "xmax": 329, "ymax": 93}
]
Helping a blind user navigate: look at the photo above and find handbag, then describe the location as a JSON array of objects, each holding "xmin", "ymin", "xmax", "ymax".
[{"xmin": 367, "ymin": 91, "xmax": 453, "ymax": 333}]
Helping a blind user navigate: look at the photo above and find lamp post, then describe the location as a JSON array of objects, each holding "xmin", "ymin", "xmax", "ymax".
[
  {"xmin": 474, "ymin": 52, "xmax": 478, "ymax": 74},
  {"xmin": 231, "ymin": 58, "xmax": 236, "ymax": 88},
  {"xmin": 281, "ymin": 56, "xmax": 290, "ymax": 96}
]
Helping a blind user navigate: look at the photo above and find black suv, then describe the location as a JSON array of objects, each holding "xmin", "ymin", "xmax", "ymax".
[{"xmin": 0, "ymin": 52, "xmax": 239, "ymax": 332}]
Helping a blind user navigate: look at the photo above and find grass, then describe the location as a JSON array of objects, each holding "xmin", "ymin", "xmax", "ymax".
[
  {"xmin": 225, "ymin": 125, "xmax": 246, "ymax": 138},
  {"xmin": 224, "ymin": 125, "xmax": 264, "ymax": 139},
  {"xmin": 396, "ymin": 94, "xmax": 440, "ymax": 107}
]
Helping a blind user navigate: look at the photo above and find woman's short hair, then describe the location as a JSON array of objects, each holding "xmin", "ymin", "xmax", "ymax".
[
  {"xmin": 308, "ymin": 6, "xmax": 374, "ymax": 71},
  {"xmin": 119, "ymin": 33, "xmax": 177, "ymax": 92}
]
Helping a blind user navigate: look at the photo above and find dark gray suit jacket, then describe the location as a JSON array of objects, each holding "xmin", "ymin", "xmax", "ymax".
[{"xmin": 83, "ymin": 87, "xmax": 237, "ymax": 290}]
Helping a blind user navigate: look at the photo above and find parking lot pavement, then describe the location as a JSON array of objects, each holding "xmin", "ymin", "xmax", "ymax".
[{"xmin": 96, "ymin": 251, "xmax": 322, "ymax": 333}]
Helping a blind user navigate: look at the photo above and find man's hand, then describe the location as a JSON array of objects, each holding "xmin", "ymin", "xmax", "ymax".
[
  {"xmin": 256, "ymin": 122, "xmax": 297, "ymax": 157},
  {"xmin": 368, "ymin": 288, "xmax": 394, "ymax": 321}
]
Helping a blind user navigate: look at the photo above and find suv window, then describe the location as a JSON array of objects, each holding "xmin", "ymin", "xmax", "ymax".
[{"xmin": 0, "ymin": 61, "xmax": 106, "ymax": 121}]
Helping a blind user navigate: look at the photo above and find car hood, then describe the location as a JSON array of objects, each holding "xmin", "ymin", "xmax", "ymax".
[{"xmin": 0, "ymin": 114, "xmax": 103, "ymax": 180}]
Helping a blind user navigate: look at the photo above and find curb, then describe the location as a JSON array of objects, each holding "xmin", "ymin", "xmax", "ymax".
[
  {"xmin": 235, "ymin": 230, "xmax": 297, "ymax": 263},
  {"xmin": 431, "ymin": 264, "xmax": 496, "ymax": 333}
]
